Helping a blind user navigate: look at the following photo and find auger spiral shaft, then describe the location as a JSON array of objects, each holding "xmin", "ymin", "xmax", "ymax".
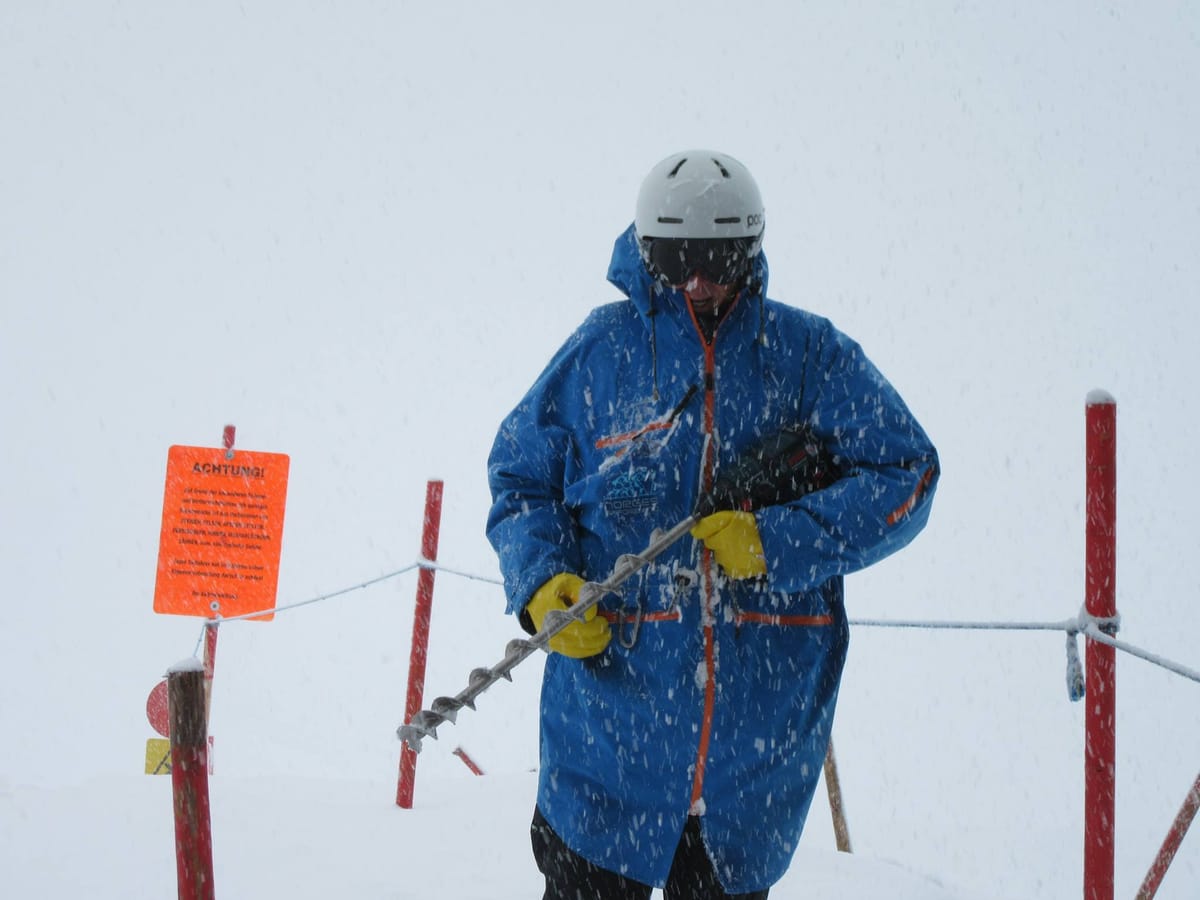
[{"xmin": 396, "ymin": 514, "xmax": 698, "ymax": 752}]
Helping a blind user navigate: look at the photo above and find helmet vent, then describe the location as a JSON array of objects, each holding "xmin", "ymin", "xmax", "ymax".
[
  {"xmin": 714, "ymin": 216, "xmax": 741, "ymax": 224},
  {"xmin": 710, "ymin": 158, "xmax": 731, "ymax": 177},
  {"xmin": 657, "ymin": 216, "xmax": 684, "ymax": 224},
  {"xmin": 667, "ymin": 158, "xmax": 689, "ymax": 177}
]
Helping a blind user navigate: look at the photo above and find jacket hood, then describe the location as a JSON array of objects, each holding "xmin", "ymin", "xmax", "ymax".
[{"xmin": 605, "ymin": 222, "xmax": 770, "ymax": 325}]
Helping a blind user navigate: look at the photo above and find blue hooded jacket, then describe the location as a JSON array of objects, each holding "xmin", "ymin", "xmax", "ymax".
[{"xmin": 487, "ymin": 224, "xmax": 938, "ymax": 892}]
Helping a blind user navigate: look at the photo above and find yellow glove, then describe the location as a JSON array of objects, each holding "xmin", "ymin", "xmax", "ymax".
[
  {"xmin": 525, "ymin": 573, "xmax": 611, "ymax": 658},
  {"xmin": 691, "ymin": 511, "xmax": 767, "ymax": 579}
]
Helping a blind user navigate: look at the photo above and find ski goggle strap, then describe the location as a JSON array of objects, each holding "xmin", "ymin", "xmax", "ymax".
[{"xmin": 640, "ymin": 236, "xmax": 757, "ymax": 287}]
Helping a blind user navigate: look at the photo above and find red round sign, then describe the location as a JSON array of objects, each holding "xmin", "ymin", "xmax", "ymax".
[{"xmin": 146, "ymin": 680, "xmax": 170, "ymax": 737}]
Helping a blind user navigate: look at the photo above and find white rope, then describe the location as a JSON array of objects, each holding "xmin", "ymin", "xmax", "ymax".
[
  {"xmin": 197, "ymin": 562, "xmax": 424, "ymax": 634},
  {"xmin": 1081, "ymin": 624, "xmax": 1200, "ymax": 685},
  {"xmin": 849, "ymin": 609, "xmax": 1200, "ymax": 686},
  {"xmin": 187, "ymin": 559, "xmax": 503, "ymax": 655},
  {"xmin": 183, "ymin": 560, "xmax": 1197, "ymax": 688},
  {"xmin": 848, "ymin": 616, "xmax": 1079, "ymax": 632},
  {"xmin": 415, "ymin": 557, "xmax": 504, "ymax": 586}
]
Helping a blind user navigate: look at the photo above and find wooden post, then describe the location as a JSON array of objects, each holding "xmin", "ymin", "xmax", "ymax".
[
  {"xmin": 396, "ymin": 479, "xmax": 445, "ymax": 808},
  {"xmin": 823, "ymin": 738, "xmax": 853, "ymax": 853},
  {"xmin": 168, "ymin": 660, "xmax": 214, "ymax": 900},
  {"xmin": 1084, "ymin": 392, "xmax": 1117, "ymax": 900}
]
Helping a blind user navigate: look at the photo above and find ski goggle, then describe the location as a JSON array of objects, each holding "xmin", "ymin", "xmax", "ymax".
[{"xmin": 640, "ymin": 236, "xmax": 757, "ymax": 287}]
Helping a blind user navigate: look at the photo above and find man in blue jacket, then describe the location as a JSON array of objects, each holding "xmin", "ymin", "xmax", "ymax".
[{"xmin": 487, "ymin": 150, "xmax": 939, "ymax": 899}]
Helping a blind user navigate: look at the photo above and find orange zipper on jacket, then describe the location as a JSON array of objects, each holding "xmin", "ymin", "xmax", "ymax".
[
  {"xmin": 732, "ymin": 612, "xmax": 834, "ymax": 627},
  {"xmin": 689, "ymin": 317, "xmax": 719, "ymax": 814},
  {"xmin": 596, "ymin": 609, "xmax": 682, "ymax": 624},
  {"xmin": 682, "ymin": 295, "xmax": 837, "ymax": 811}
]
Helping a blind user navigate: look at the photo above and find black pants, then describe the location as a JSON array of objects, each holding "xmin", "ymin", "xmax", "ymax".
[{"xmin": 531, "ymin": 807, "xmax": 770, "ymax": 900}]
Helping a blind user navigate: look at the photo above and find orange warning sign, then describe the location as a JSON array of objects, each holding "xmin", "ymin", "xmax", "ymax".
[{"xmin": 153, "ymin": 445, "xmax": 290, "ymax": 620}]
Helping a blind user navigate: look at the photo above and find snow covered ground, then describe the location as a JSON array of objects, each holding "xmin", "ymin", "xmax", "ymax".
[
  {"xmin": 3, "ymin": 3, "xmax": 1199, "ymax": 898},
  {"xmin": 3, "ymin": 771, "xmax": 1011, "ymax": 898}
]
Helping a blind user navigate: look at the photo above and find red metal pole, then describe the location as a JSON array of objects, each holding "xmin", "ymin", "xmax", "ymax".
[
  {"xmin": 1084, "ymin": 393, "xmax": 1117, "ymax": 900},
  {"xmin": 396, "ymin": 479, "xmax": 445, "ymax": 808},
  {"xmin": 169, "ymin": 661, "xmax": 215, "ymax": 900},
  {"xmin": 453, "ymin": 746, "xmax": 486, "ymax": 776},
  {"xmin": 1135, "ymin": 771, "xmax": 1200, "ymax": 899}
]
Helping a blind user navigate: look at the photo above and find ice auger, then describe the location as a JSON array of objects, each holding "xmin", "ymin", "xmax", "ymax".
[{"xmin": 397, "ymin": 426, "xmax": 836, "ymax": 752}]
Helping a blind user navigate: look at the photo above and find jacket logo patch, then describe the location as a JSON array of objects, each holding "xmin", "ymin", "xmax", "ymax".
[{"xmin": 603, "ymin": 466, "xmax": 658, "ymax": 518}]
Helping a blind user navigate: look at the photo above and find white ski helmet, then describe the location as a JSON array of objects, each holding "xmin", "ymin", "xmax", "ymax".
[{"xmin": 634, "ymin": 150, "xmax": 765, "ymax": 252}]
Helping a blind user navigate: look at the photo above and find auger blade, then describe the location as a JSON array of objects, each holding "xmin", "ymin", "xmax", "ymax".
[
  {"xmin": 431, "ymin": 696, "xmax": 465, "ymax": 722},
  {"xmin": 406, "ymin": 710, "xmax": 443, "ymax": 739},
  {"xmin": 505, "ymin": 637, "xmax": 536, "ymax": 655},
  {"xmin": 494, "ymin": 638, "xmax": 537, "ymax": 678},
  {"xmin": 397, "ymin": 727, "xmax": 421, "ymax": 749},
  {"xmin": 540, "ymin": 608, "xmax": 576, "ymax": 633},
  {"xmin": 396, "ymin": 725, "xmax": 425, "ymax": 752},
  {"xmin": 614, "ymin": 552, "xmax": 647, "ymax": 571},
  {"xmin": 492, "ymin": 659, "xmax": 520, "ymax": 681}
]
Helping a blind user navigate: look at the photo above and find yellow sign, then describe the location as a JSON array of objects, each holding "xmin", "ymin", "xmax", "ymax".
[
  {"xmin": 153, "ymin": 445, "xmax": 290, "ymax": 620},
  {"xmin": 144, "ymin": 736, "xmax": 214, "ymax": 775},
  {"xmin": 145, "ymin": 738, "xmax": 171, "ymax": 775}
]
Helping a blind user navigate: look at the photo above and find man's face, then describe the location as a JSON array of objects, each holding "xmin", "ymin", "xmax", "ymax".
[{"xmin": 681, "ymin": 273, "xmax": 737, "ymax": 316}]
